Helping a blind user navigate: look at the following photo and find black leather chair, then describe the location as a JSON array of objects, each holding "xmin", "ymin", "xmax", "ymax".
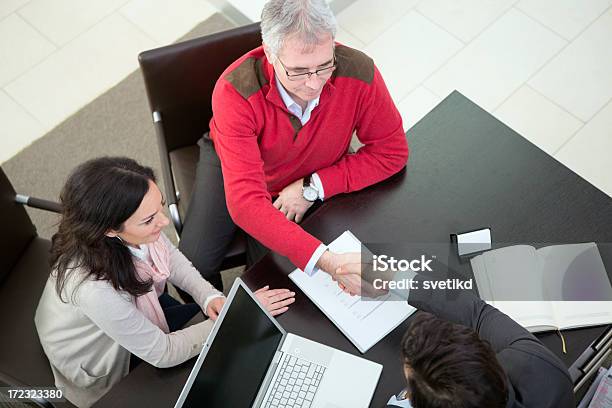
[
  {"xmin": 138, "ymin": 23, "xmax": 262, "ymax": 270},
  {"xmin": 0, "ymin": 167, "xmax": 74, "ymax": 407}
]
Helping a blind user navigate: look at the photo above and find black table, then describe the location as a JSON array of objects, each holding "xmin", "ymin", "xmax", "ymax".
[{"xmin": 95, "ymin": 91, "xmax": 612, "ymax": 408}]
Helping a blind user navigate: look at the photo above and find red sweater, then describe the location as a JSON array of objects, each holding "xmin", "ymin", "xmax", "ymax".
[{"xmin": 210, "ymin": 45, "xmax": 408, "ymax": 269}]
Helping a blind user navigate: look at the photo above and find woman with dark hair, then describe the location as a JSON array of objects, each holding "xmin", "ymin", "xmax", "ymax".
[{"xmin": 34, "ymin": 157, "xmax": 295, "ymax": 407}]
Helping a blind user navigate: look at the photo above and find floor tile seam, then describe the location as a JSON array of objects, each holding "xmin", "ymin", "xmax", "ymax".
[
  {"xmin": 417, "ymin": 4, "xmax": 527, "ymax": 101},
  {"xmin": 404, "ymin": 42, "xmax": 465, "ymax": 102},
  {"xmin": 415, "ymin": 0, "xmax": 520, "ymax": 50},
  {"xmin": 120, "ymin": 0, "xmax": 223, "ymax": 45},
  {"xmin": 3, "ymin": 6, "xmax": 142, "ymax": 95},
  {"xmin": 0, "ymin": 12, "xmax": 59, "ymax": 89},
  {"xmin": 2, "ymin": 8, "xmax": 196, "ymax": 129},
  {"xmin": 417, "ymin": 83, "xmax": 443, "ymax": 102},
  {"xmin": 514, "ymin": 1, "xmax": 612, "ymax": 42},
  {"xmin": 524, "ymin": 84, "xmax": 586, "ymax": 126},
  {"xmin": 338, "ymin": 3, "xmax": 418, "ymax": 48},
  {"xmin": 487, "ymin": 7, "xmax": 576, "ymax": 114},
  {"xmin": 511, "ymin": 6, "xmax": 568, "ymax": 44},
  {"xmin": 15, "ymin": 8, "xmax": 61, "ymax": 48},
  {"xmin": 553, "ymin": 94, "xmax": 612, "ymax": 156},
  {"xmin": 117, "ymin": 7, "xmax": 161, "ymax": 46},
  {"xmin": 2, "ymin": 3, "xmax": 224, "ymax": 155},
  {"xmin": 15, "ymin": 0, "xmax": 134, "ymax": 48},
  {"xmin": 491, "ymin": 83, "xmax": 586, "ymax": 156},
  {"xmin": 0, "ymin": 86, "xmax": 46, "ymax": 130},
  {"xmin": 522, "ymin": 3, "xmax": 612, "ymax": 91},
  {"xmin": 411, "ymin": 8, "xmax": 467, "ymax": 46}
]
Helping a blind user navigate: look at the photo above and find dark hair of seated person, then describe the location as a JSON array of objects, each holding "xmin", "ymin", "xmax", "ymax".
[
  {"xmin": 51, "ymin": 156, "xmax": 156, "ymax": 302},
  {"xmin": 401, "ymin": 312, "xmax": 508, "ymax": 408}
]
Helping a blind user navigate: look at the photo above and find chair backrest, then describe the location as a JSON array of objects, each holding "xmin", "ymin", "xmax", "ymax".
[
  {"xmin": 138, "ymin": 22, "xmax": 262, "ymax": 153},
  {"xmin": 0, "ymin": 167, "xmax": 37, "ymax": 283},
  {"xmin": 0, "ymin": 167, "xmax": 59, "ymax": 402}
]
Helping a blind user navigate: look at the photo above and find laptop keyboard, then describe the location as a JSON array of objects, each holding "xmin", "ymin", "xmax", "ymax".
[{"xmin": 263, "ymin": 354, "xmax": 327, "ymax": 408}]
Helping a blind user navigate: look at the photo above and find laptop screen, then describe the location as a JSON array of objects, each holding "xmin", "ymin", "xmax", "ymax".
[{"xmin": 182, "ymin": 285, "xmax": 284, "ymax": 407}]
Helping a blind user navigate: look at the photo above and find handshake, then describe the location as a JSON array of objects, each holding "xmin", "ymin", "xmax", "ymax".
[{"xmin": 316, "ymin": 251, "xmax": 388, "ymax": 298}]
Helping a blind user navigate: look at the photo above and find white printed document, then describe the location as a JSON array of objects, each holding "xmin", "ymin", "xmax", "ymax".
[{"xmin": 289, "ymin": 231, "xmax": 416, "ymax": 353}]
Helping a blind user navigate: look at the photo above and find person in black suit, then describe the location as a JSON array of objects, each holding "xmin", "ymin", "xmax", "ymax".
[{"xmin": 336, "ymin": 269, "xmax": 575, "ymax": 408}]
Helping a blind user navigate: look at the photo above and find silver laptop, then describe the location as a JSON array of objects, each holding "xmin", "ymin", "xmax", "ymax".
[{"xmin": 174, "ymin": 278, "xmax": 382, "ymax": 408}]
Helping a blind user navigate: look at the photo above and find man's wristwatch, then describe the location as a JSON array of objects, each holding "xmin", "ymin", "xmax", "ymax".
[{"xmin": 302, "ymin": 175, "xmax": 319, "ymax": 202}]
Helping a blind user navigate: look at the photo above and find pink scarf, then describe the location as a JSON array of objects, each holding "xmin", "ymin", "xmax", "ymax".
[{"xmin": 132, "ymin": 236, "xmax": 171, "ymax": 333}]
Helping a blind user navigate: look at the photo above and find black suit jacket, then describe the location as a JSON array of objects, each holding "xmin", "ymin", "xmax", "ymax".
[{"xmin": 387, "ymin": 275, "xmax": 575, "ymax": 408}]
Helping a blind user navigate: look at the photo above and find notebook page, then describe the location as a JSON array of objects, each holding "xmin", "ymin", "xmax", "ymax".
[
  {"xmin": 481, "ymin": 245, "xmax": 542, "ymax": 301},
  {"xmin": 289, "ymin": 231, "xmax": 415, "ymax": 353},
  {"xmin": 489, "ymin": 301, "xmax": 556, "ymax": 332},
  {"xmin": 538, "ymin": 243, "xmax": 612, "ymax": 302},
  {"xmin": 551, "ymin": 301, "xmax": 612, "ymax": 330}
]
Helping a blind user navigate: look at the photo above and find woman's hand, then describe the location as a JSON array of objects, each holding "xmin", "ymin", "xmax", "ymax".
[
  {"xmin": 254, "ymin": 286, "xmax": 296, "ymax": 316},
  {"xmin": 206, "ymin": 297, "xmax": 226, "ymax": 320}
]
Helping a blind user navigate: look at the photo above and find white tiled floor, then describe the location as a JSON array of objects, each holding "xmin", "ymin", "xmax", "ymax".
[
  {"xmin": 528, "ymin": 6, "xmax": 612, "ymax": 122},
  {"xmin": 1, "ymin": 0, "xmax": 611, "ymax": 198},
  {"xmin": 423, "ymin": 8, "xmax": 567, "ymax": 112},
  {"xmin": 5, "ymin": 13, "xmax": 156, "ymax": 128},
  {"xmin": 515, "ymin": 0, "xmax": 612, "ymax": 40},
  {"xmin": 0, "ymin": 13, "xmax": 56, "ymax": 87},
  {"xmin": 396, "ymin": 86, "xmax": 442, "ymax": 131},
  {"xmin": 494, "ymin": 85, "xmax": 583, "ymax": 155},
  {"xmin": 120, "ymin": 0, "xmax": 218, "ymax": 45},
  {"xmin": 0, "ymin": 0, "xmax": 30, "ymax": 20},
  {"xmin": 17, "ymin": 0, "xmax": 129, "ymax": 46},
  {"xmin": 365, "ymin": 11, "xmax": 463, "ymax": 102},
  {"xmin": 416, "ymin": 0, "xmax": 516, "ymax": 43},
  {"xmin": 555, "ymin": 100, "xmax": 612, "ymax": 196},
  {"xmin": 337, "ymin": 0, "xmax": 420, "ymax": 45},
  {"xmin": 0, "ymin": 0, "xmax": 217, "ymax": 163}
]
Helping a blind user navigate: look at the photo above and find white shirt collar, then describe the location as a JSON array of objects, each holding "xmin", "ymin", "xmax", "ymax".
[
  {"xmin": 275, "ymin": 74, "xmax": 319, "ymax": 125},
  {"xmin": 128, "ymin": 244, "xmax": 150, "ymax": 262}
]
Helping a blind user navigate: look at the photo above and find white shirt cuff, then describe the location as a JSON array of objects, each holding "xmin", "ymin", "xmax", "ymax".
[
  {"xmin": 387, "ymin": 395, "xmax": 413, "ymax": 407},
  {"xmin": 387, "ymin": 270, "xmax": 416, "ymax": 301},
  {"xmin": 311, "ymin": 173, "xmax": 325, "ymax": 201},
  {"xmin": 202, "ymin": 294, "xmax": 225, "ymax": 317},
  {"xmin": 304, "ymin": 244, "xmax": 328, "ymax": 276}
]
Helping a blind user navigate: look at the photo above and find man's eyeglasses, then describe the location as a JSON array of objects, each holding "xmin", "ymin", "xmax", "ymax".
[{"xmin": 277, "ymin": 56, "xmax": 337, "ymax": 81}]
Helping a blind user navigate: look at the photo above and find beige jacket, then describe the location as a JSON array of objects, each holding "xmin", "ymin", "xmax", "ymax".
[{"xmin": 34, "ymin": 234, "xmax": 221, "ymax": 407}]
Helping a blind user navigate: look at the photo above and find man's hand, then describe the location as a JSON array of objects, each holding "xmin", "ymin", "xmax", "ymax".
[
  {"xmin": 317, "ymin": 251, "xmax": 387, "ymax": 297},
  {"xmin": 273, "ymin": 178, "xmax": 314, "ymax": 223},
  {"xmin": 316, "ymin": 251, "xmax": 361, "ymax": 276},
  {"xmin": 254, "ymin": 286, "xmax": 296, "ymax": 316},
  {"xmin": 206, "ymin": 297, "xmax": 226, "ymax": 320},
  {"xmin": 334, "ymin": 262, "xmax": 388, "ymax": 298}
]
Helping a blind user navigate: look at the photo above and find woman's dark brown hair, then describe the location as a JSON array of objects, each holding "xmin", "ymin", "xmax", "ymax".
[
  {"xmin": 51, "ymin": 157, "xmax": 156, "ymax": 301},
  {"xmin": 401, "ymin": 312, "xmax": 508, "ymax": 408}
]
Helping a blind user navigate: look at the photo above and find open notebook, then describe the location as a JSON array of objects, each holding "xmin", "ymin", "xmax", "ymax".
[
  {"xmin": 471, "ymin": 243, "xmax": 612, "ymax": 332},
  {"xmin": 289, "ymin": 231, "xmax": 416, "ymax": 353}
]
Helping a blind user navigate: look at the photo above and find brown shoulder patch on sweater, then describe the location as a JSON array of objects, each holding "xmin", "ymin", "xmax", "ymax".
[
  {"xmin": 333, "ymin": 44, "xmax": 374, "ymax": 84},
  {"xmin": 225, "ymin": 57, "xmax": 269, "ymax": 99}
]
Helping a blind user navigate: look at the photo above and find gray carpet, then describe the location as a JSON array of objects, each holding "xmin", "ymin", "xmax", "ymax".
[{"xmin": 3, "ymin": 13, "xmax": 236, "ymax": 242}]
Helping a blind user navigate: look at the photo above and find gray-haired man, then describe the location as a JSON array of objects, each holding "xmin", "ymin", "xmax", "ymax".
[{"xmin": 180, "ymin": 0, "xmax": 408, "ymax": 291}]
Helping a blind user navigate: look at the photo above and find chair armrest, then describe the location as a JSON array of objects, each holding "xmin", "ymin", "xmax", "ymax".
[
  {"xmin": 15, "ymin": 194, "xmax": 62, "ymax": 214},
  {"xmin": 572, "ymin": 326, "xmax": 612, "ymax": 393},
  {"xmin": 152, "ymin": 111, "xmax": 182, "ymax": 235}
]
